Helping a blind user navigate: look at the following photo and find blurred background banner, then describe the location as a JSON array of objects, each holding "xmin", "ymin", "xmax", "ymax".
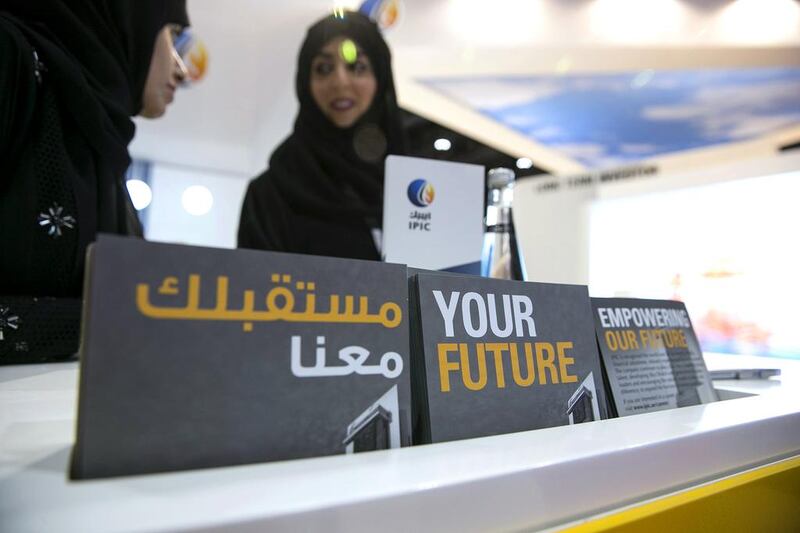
[{"xmin": 513, "ymin": 152, "xmax": 800, "ymax": 360}]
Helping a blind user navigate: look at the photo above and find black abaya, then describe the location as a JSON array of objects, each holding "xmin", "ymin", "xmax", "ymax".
[
  {"xmin": 237, "ymin": 11, "xmax": 405, "ymax": 260},
  {"xmin": 0, "ymin": 0, "xmax": 189, "ymax": 297}
]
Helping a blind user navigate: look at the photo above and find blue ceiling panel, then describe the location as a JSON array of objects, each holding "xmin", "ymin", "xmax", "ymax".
[{"xmin": 423, "ymin": 67, "xmax": 800, "ymax": 169}]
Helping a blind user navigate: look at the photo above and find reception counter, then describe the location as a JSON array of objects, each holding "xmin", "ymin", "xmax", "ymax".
[{"xmin": 1, "ymin": 356, "xmax": 799, "ymax": 532}]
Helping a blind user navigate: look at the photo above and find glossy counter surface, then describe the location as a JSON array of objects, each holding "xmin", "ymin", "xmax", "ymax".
[{"xmin": 1, "ymin": 358, "xmax": 799, "ymax": 533}]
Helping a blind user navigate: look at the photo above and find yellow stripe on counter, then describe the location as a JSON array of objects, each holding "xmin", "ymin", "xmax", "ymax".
[{"xmin": 561, "ymin": 455, "xmax": 800, "ymax": 533}]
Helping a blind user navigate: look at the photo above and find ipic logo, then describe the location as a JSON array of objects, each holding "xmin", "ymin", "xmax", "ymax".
[
  {"xmin": 407, "ymin": 179, "xmax": 433, "ymax": 232},
  {"xmin": 407, "ymin": 179, "xmax": 435, "ymax": 208}
]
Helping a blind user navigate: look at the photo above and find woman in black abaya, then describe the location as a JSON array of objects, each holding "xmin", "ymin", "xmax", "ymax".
[
  {"xmin": 238, "ymin": 10, "xmax": 405, "ymax": 260},
  {"xmin": 0, "ymin": 1, "xmax": 189, "ymax": 363},
  {"xmin": 0, "ymin": 0, "xmax": 190, "ymax": 298}
]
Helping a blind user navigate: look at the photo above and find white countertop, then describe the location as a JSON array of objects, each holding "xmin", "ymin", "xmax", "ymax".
[{"xmin": 1, "ymin": 357, "xmax": 799, "ymax": 533}]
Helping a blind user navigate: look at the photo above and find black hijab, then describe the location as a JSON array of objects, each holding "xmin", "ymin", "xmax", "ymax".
[
  {"xmin": 266, "ymin": 10, "xmax": 405, "ymax": 224},
  {"xmin": 1, "ymin": 0, "xmax": 189, "ymax": 181},
  {"xmin": 0, "ymin": 0, "xmax": 188, "ymax": 297}
]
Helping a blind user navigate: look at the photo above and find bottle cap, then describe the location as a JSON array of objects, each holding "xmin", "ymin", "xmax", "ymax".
[{"xmin": 487, "ymin": 167, "xmax": 515, "ymax": 189}]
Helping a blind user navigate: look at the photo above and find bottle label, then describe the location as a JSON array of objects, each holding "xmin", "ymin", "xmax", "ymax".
[{"xmin": 486, "ymin": 224, "xmax": 512, "ymax": 233}]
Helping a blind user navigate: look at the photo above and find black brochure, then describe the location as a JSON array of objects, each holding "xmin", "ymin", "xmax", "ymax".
[
  {"xmin": 71, "ymin": 235, "xmax": 411, "ymax": 479},
  {"xmin": 410, "ymin": 272, "xmax": 608, "ymax": 444},
  {"xmin": 591, "ymin": 297, "xmax": 717, "ymax": 417}
]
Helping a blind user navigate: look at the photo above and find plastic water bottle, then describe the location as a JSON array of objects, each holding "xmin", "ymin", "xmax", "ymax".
[{"xmin": 481, "ymin": 168, "xmax": 525, "ymax": 280}]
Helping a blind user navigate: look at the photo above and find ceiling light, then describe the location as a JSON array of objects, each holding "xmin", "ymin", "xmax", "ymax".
[
  {"xmin": 718, "ymin": 0, "xmax": 800, "ymax": 44},
  {"xmin": 589, "ymin": 0, "xmax": 686, "ymax": 43},
  {"xmin": 516, "ymin": 157, "xmax": 534, "ymax": 170},
  {"xmin": 126, "ymin": 179, "xmax": 152, "ymax": 211},
  {"xmin": 447, "ymin": 0, "xmax": 545, "ymax": 46},
  {"xmin": 181, "ymin": 185, "xmax": 214, "ymax": 216},
  {"xmin": 434, "ymin": 138, "xmax": 452, "ymax": 151}
]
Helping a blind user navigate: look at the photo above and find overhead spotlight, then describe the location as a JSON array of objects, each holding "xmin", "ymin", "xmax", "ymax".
[
  {"xmin": 434, "ymin": 138, "xmax": 452, "ymax": 152},
  {"xmin": 447, "ymin": 0, "xmax": 545, "ymax": 47},
  {"xmin": 181, "ymin": 185, "xmax": 214, "ymax": 216},
  {"xmin": 589, "ymin": 0, "xmax": 686, "ymax": 43},
  {"xmin": 516, "ymin": 157, "xmax": 534, "ymax": 170},
  {"xmin": 126, "ymin": 179, "xmax": 152, "ymax": 211},
  {"xmin": 718, "ymin": 0, "xmax": 800, "ymax": 44}
]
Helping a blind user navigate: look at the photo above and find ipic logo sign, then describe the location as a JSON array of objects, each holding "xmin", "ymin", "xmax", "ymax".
[
  {"xmin": 408, "ymin": 179, "xmax": 435, "ymax": 208},
  {"xmin": 407, "ymin": 179, "xmax": 434, "ymax": 231}
]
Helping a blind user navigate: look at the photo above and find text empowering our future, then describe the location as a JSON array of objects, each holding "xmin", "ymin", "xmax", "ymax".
[{"xmin": 597, "ymin": 307, "xmax": 690, "ymax": 329}]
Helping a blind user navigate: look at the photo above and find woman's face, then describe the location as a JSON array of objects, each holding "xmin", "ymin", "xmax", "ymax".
[
  {"xmin": 140, "ymin": 25, "xmax": 188, "ymax": 119},
  {"xmin": 310, "ymin": 36, "xmax": 378, "ymax": 129}
]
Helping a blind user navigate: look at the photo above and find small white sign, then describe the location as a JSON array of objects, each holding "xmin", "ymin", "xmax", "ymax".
[{"xmin": 382, "ymin": 156, "xmax": 484, "ymax": 272}]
